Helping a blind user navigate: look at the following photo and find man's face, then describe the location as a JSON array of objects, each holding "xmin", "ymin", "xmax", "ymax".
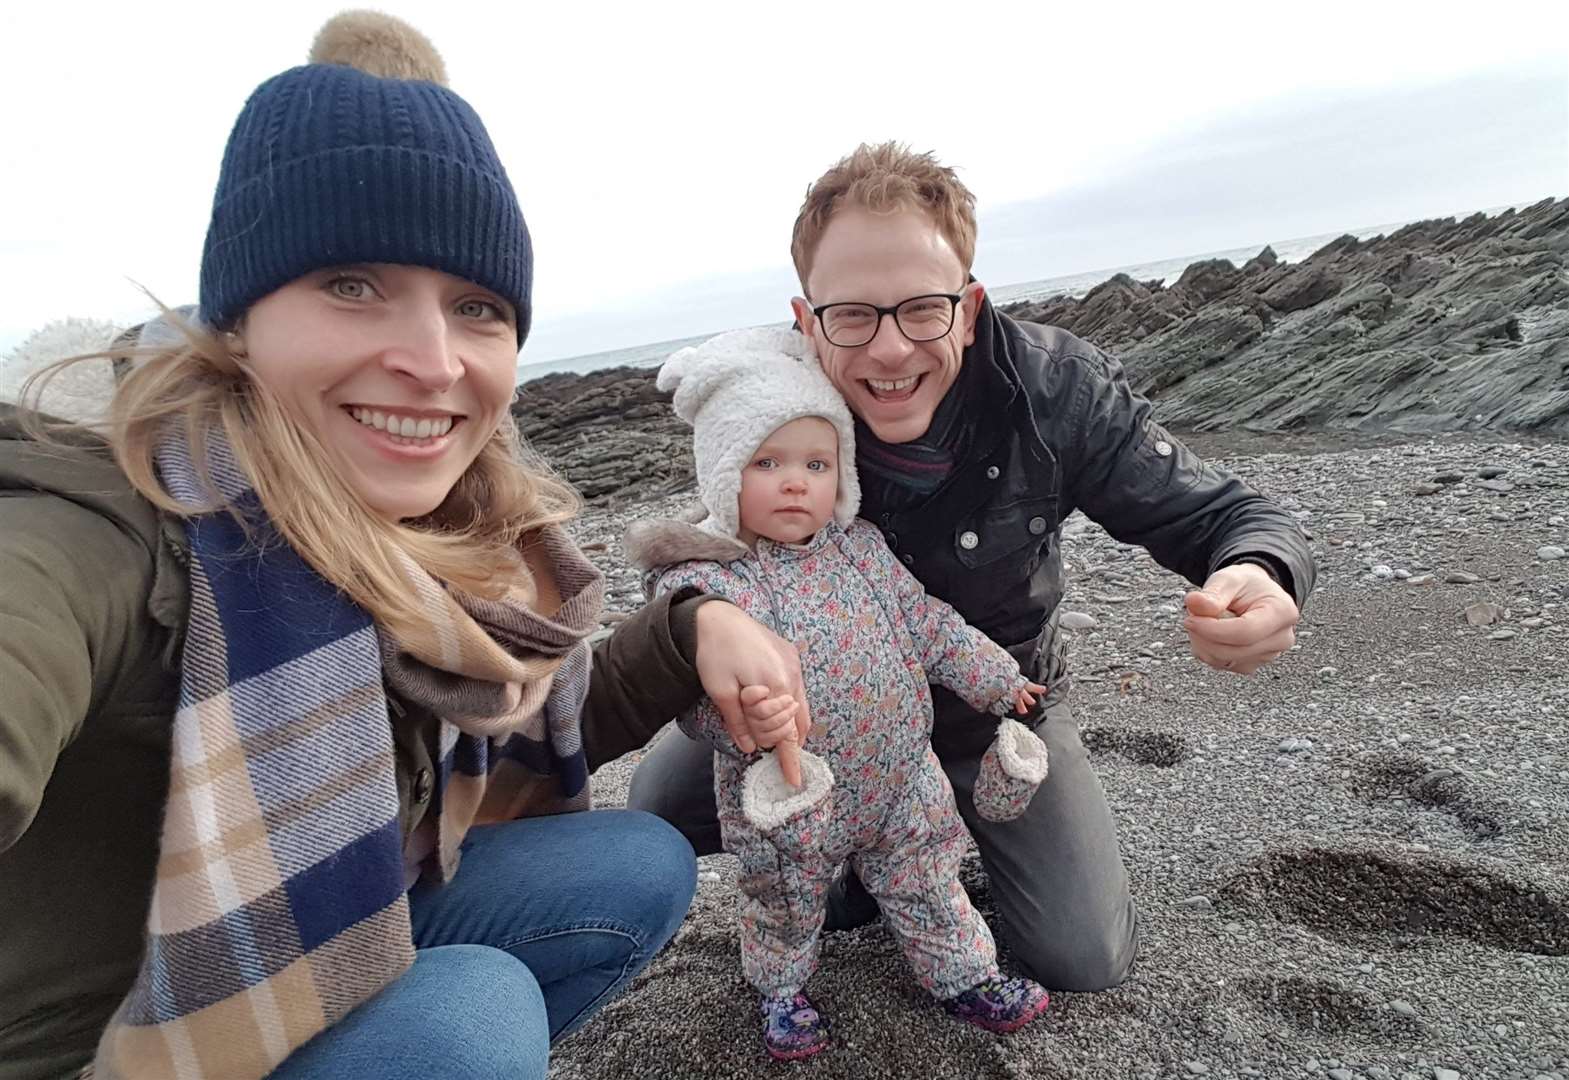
[{"xmin": 792, "ymin": 206, "xmax": 982, "ymax": 444}]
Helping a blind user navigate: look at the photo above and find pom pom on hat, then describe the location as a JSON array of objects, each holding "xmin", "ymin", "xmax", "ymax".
[
  {"xmin": 309, "ymin": 10, "xmax": 449, "ymax": 83},
  {"xmin": 658, "ymin": 326, "xmax": 860, "ymax": 541}
]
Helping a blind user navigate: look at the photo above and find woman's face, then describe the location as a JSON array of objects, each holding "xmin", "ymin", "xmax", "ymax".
[{"xmin": 239, "ymin": 264, "xmax": 519, "ymax": 521}]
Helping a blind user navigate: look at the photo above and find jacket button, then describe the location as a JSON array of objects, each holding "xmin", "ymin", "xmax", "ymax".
[
  {"xmin": 902, "ymin": 553, "xmax": 914, "ymax": 566},
  {"xmin": 413, "ymin": 768, "xmax": 434, "ymax": 805},
  {"xmin": 1029, "ymin": 516, "xmax": 1047, "ymax": 535},
  {"xmin": 1154, "ymin": 440, "xmax": 1173, "ymax": 457},
  {"xmin": 959, "ymin": 531, "xmax": 979, "ymax": 550},
  {"xmin": 986, "ymin": 465, "xmax": 1000, "ymax": 479},
  {"xmin": 885, "ymin": 531, "xmax": 897, "ymax": 548}
]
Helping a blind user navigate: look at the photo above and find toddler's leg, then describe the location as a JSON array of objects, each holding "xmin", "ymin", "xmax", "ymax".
[
  {"xmin": 734, "ymin": 839, "xmax": 836, "ymax": 1059},
  {"xmin": 852, "ymin": 800, "xmax": 998, "ymax": 1000}
]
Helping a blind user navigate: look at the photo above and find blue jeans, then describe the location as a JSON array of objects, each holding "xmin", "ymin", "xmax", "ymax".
[{"xmin": 270, "ymin": 809, "xmax": 696, "ymax": 1079}]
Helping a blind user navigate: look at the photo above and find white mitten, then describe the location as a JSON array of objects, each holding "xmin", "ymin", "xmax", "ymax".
[
  {"xmin": 973, "ymin": 718, "xmax": 1049, "ymax": 822},
  {"xmin": 741, "ymin": 748, "xmax": 835, "ymax": 857}
]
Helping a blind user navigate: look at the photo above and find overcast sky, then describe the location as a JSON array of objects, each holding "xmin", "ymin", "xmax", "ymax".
[{"xmin": 1, "ymin": 1, "xmax": 1565, "ymax": 364}]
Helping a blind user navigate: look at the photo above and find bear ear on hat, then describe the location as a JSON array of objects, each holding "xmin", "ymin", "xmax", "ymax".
[{"xmin": 309, "ymin": 10, "xmax": 448, "ymax": 84}]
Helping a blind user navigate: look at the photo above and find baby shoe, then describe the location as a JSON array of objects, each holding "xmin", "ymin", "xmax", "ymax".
[
  {"xmin": 941, "ymin": 974, "xmax": 1050, "ymax": 1033},
  {"xmin": 972, "ymin": 718, "xmax": 1049, "ymax": 822},
  {"xmin": 761, "ymin": 991, "xmax": 830, "ymax": 1060},
  {"xmin": 740, "ymin": 747, "xmax": 834, "ymax": 859}
]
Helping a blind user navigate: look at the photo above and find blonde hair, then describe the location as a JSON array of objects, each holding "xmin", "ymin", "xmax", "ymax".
[
  {"xmin": 790, "ymin": 141, "xmax": 978, "ymax": 291},
  {"xmin": 18, "ymin": 313, "xmax": 578, "ymax": 642}
]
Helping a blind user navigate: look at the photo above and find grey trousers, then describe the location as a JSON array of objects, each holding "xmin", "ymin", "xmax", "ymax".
[{"xmin": 626, "ymin": 695, "xmax": 1138, "ymax": 992}]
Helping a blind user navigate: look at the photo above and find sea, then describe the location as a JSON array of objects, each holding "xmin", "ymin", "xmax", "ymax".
[{"xmin": 512, "ymin": 220, "xmax": 1409, "ymax": 385}]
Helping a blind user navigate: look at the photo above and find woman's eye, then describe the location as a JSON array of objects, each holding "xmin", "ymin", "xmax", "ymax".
[{"xmin": 328, "ymin": 276, "xmax": 370, "ymax": 299}]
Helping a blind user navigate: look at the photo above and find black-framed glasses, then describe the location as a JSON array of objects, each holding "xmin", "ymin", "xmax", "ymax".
[{"xmin": 810, "ymin": 293, "xmax": 963, "ymax": 348}]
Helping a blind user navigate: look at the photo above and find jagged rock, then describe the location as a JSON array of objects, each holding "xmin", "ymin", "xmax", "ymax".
[{"xmin": 516, "ymin": 199, "xmax": 1569, "ymax": 505}]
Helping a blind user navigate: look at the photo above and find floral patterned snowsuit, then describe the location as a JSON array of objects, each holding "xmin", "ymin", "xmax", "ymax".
[{"xmin": 652, "ymin": 518, "xmax": 1029, "ymax": 999}]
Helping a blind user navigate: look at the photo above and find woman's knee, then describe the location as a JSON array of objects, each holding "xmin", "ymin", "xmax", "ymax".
[
  {"xmin": 272, "ymin": 945, "xmax": 548, "ymax": 1079},
  {"xmin": 598, "ymin": 809, "xmax": 698, "ymax": 942}
]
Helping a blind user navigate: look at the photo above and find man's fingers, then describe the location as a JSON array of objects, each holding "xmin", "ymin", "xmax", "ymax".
[
  {"xmin": 775, "ymin": 738, "xmax": 803, "ymax": 788},
  {"xmin": 1185, "ymin": 601, "xmax": 1295, "ymax": 648}
]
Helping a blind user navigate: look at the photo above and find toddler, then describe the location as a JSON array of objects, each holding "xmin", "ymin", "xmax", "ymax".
[{"xmin": 626, "ymin": 327, "xmax": 1053, "ymax": 1060}]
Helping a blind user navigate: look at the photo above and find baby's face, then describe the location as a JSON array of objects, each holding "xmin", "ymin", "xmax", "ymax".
[{"xmin": 737, "ymin": 416, "xmax": 839, "ymax": 546}]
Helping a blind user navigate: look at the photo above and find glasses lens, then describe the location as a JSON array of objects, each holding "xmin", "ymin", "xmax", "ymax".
[
  {"xmin": 821, "ymin": 304, "xmax": 878, "ymax": 347},
  {"xmin": 895, "ymin": 296, "xmax": 956, "ymax": 342}
]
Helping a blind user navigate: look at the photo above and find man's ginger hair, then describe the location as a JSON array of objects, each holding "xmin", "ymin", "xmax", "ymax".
[{"xmin": 790, "ymin": 142, "xmax": 978, "ymax": 292}]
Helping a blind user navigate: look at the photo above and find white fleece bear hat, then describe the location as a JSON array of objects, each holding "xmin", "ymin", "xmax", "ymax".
[{"xmin": 658, "ymin": 326, "xmax": 860, "ymax": 541}]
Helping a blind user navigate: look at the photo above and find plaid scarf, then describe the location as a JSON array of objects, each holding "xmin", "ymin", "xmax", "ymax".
[{"xmin": 90, "ymin": 431, "xmax": 603, "ymax": 1080}]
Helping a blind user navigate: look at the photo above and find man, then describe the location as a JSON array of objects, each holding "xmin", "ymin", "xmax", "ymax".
[{"xmin": 628, "ymin": 142, "xmax": 1313, "ymax": 992}]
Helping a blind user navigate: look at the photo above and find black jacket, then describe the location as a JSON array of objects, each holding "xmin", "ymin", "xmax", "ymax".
[{"xmin": 859, "ymin": 304, "xmax": 1315, "ymax": 756}]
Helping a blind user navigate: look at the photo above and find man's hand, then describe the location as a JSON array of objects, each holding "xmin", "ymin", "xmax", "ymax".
[
  {"xmin": 693, "ymin": 601, "xmax": 812, "ymax": 784},
  {"xmin": 1183, "ymin": 563, "xmax": 1299, "ymax": 675}
]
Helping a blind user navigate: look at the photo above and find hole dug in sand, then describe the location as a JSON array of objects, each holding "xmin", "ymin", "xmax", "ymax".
[
  {"xmin": 1081, "ymin": 726, "xmax": 1192, "ymax": 767},
  {"xmin": 1354, "ymin": 750, "xmax": 1506, "ymax": 839},
  {"xmin": 1239, "ymin": 974, "xmax": 1424, "ymax": 1038},
  {"xmin": 1218, "ymin": 847, "xmax": 1569, "ymax": 955}
]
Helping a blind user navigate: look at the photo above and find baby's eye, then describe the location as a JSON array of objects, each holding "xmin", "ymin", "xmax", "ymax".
[{"xmin": 753, "ymin": 457, "xmax": 776, "ymax": 470}]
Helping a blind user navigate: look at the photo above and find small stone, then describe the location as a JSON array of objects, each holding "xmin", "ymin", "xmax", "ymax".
[
  {"xmin": 1477, "ymin": 466, "xmax": 1508, "ymax": 479},
  {"xmin": 1060, "ymin": 610, "xmax": 1099, "ymax": 631},
  {"xmin": 1407, "ymin": 574, "xmax": 1433, "ymax": 585},
  {"xmin": 1305, "ymin": 1060, "xmax": 1320, "ymax": 1072},
  {"xmin": 1329, "ymin": 1070, "xmax": 1355, "ymax": 1080},
  {"xmin": 1413, "ymin": 482, "xmax": 1442, "ymax": 496},
  {"xmin": 1478, "ymin": 478, "xmax": 1514, "ymax": 492},
  {"xmin": 1433, "ymin": 1070, "xmax": 1461, "ymax": 1080},
  {"xmin": 1445, "ymin": 571, "xmax": 1481, "ymax": 584},
  {"xmin": 1317, "ymin": 666, "xmax": 1338, "ymax": 679},
  {"xmin": 1395, "ymin": 568, "xmax": 1411, "ymax": 579},
  {"xmin": 1490, "ymin": 629, "xmax": 1518, "ymax": 641},
  {"xmin": 1177, "ymin": 895, "xmax": 1214, "ymax": 912},
  {"xmin": 1522, "ymin": 617, "xmax": 1547, "ymax": 628},
  {"xmin": 1389, "ymin": 999, "xmax": 1417, "ymax": 1016},
  {"xmin": 1185, "ymin": 1062, "xmax": 1210, "ymax": 1076},
  {"xmin": 1223, "ymin": 922, "xmax": 1243, "ymax": 934},
  {"xmin": 1433, "ymin": 472, "xmax": 1464, "ymax": 484},
  {"xmin": 1539, "ymin": 546, "xmax": 1566, "ymax": 561},
  {"xmin": 1278, "ymin": 737, "xmax": 1314, "ymax": 753},
  {"xmin": 1372, "ymin": 564, "xmax": 1395, "ymax": 579},
  {"xmin": 1464, "ymin": 602, "xmax": 1503, "ymax": 626}
]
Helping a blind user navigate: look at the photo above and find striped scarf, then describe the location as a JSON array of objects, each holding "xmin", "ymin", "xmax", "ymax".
[{"xmin": 90, "ymin": 431, "xmax": 603, "ymax": 1080}]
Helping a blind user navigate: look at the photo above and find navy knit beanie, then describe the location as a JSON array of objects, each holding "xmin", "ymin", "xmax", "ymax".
[{"xmin": 199, "ymin": 12, "xmax": 533, "ymax": 344}]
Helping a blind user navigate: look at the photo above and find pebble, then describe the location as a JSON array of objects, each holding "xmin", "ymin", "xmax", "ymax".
[
  {"xmin": 1372, "ymin": 564, "xmax": 1395, "ymax": 579},
  {"xmin": 1478, "ymin": 466, "xmax": 1508, "ymax": 479},
  {"xmin": 1060, "ymin": 610, "xmax": 1100, "ymax": 631},
  {"xmin": 1540, "ymin": 545, "xmax": 1566, "ymax": 560},
  {"xmin": 1329, "ymin": 1070, "xmax": 1355, "ymax": 1080},
  {"xmin": 1413, "ymin": 482, "xmax": 1442, "ymax": 496},
  {"xmin": 1490, "ymin": 629, "xmax": 1518, "ymax": 641},
  {"xmin": 1434, "ymin": 472, "xmax": 1464, "ymax": 484},
  {"xmin": 1390, "ymin": 999, "xmax": 1417, "ymax": 1016},
  {"xmin": 1522, "ymin": 617, "xmax": 1547, "ymax": 628},
  {"xmin": 1477, "ymin": 478, "xmax": 1514, "ymax": 492},
  {"xmin": 1279, "ymin": 737, "xmax": 1314, "ymax": 753},
  {"xmin": 1446, "ymin": 571, "xmax": 1482, "ymax": 584},
  {"xmin": 1318, "ymin": 666, "xmax": 1338, "ymax": 679},
  {"xmin": 1185, "ymin": 1063, "xmax": 1210, "ymax": 1076},
  {"xmin": 1176, "ymin": 895, "xmax": 1214, "ymax": 912},
  {"xmin": 1434, "ymin": 1070, "xmax": 1461, "ymax": 1080},
  {"xmin": 1463, "ymin": 602, "xmax": 1502, "ymax": 626},
  {"xmin": 1407, "ymin": 574, "xmax": 1433, "ymax": 585},
  {"xmin": 1395, "ymin": 567, "xmax": 1411, "ymax": 579}
]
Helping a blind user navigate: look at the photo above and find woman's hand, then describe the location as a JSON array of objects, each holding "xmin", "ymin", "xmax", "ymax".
[{"xmin": 693, "ymin": 601, "xmax": 812, "ymax": 785}]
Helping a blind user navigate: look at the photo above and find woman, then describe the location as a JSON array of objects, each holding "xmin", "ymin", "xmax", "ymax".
[{"xmin": 0, "ymin": 12, "xmax": 799, "ymax": 1080}]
